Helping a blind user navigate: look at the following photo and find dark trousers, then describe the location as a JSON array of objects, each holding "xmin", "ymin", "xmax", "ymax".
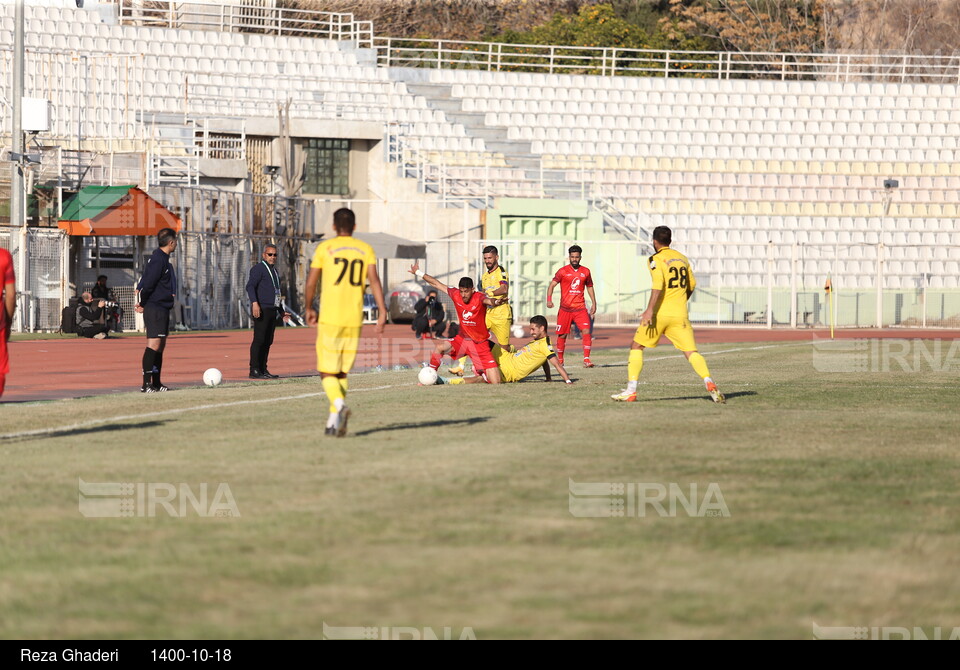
[
  {"xmin": 79, "ymin": 324, "xmax": 110, "ymax": 338},
  {"xmin": 413, "ymin": 315, "xmax": 445, "ymax": 338},
  {"xmin": 250, "ymin": 306, "xmax": 278, "ymax": 371}
]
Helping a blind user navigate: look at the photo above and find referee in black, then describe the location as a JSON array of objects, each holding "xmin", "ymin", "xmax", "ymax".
[
  {"xmin": 246, "ymin": 243, "xmax": 288, "ymax": 379},
  {"xmin": 135, "ymin": 227, "xmax": 178, "ymax": 392}
]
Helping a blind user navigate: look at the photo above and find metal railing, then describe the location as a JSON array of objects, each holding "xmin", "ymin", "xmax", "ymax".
[
  {"xmin": 117, "ymin": 0, "xmax": 374, "ymax": 47},
  {"xmin": 376, "ymin": 36, "xmax": 960, "ymax": 83}
]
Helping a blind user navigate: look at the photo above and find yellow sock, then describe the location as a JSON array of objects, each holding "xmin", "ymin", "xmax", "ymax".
[
  {"xmin": 628, "ymin": 349, "xmax": 644, "ymax": 381},
  {"xmin": 457, "ymin": 356, "xmax": 467, "ymax": 369},
  {"xmin": 322, "ymin": 376, "xmax": 344, "ymax": 413},
  {"xmin": 339, "ymin": 377, "xmax": 348, "ymax": 397},
  {"xmin": 688, "ymin": 352, "xmax": 711, "ymax": 379}
]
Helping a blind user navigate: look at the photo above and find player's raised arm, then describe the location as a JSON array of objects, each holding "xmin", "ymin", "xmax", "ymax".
[
  {"xmin": 366, "ymin": 263, "xmax": 388, "ymax": 333},
  {"xmin": 304, "ymin": 266, "xmax": 322, "ymax": 326},
  {"xmin": 409, "ymin": 261, "xmax": 447, "ymax": 294},
  {"xmin": 545, "ymin": 279, "xmax": 558, "ymax": 308}
]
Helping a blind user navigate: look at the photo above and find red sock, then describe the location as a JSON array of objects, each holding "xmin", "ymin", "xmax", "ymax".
[
  {"xmin": 555, "ymin": 336, "xmax": 566, "ymax": 363},
  {"xmin": 430, "ymin": 351, "xmax": 441, "ymax": 369},
  {"xmin": 583, "ymin": 332, "xmax": 592, "ymax": 359}
]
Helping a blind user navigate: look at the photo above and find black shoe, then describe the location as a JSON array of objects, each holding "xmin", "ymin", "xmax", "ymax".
[
  {"xmin": 261, "ymin": 370, "xmax": 279, "ymax": 379},
  {"xmin": 324, "ymin": 426, "xmax": 337, "ymax": 436},
  {"xmin": 249, "ymin": 370, "xmax": 263, "ymax": 379}
]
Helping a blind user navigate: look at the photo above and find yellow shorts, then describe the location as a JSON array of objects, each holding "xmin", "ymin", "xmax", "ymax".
[
  {"xmin": 633, "ymin": 314, "xmax": 698, "ymax": 351},
  {"xmin": 486, "ymin": 312, "xmax": 513, "ymax": 347},
  {"xmin": 316, "ymin": 324, "xmax": 361, "ymax": 375},
  {"xmin": 490, "ymin": 343, "xmax": 520, "ymax": 382}
]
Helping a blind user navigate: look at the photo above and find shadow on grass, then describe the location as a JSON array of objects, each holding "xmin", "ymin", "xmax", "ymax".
[
  {"xmin": 636, "ymin": 391, "xmax": 757, "ymax": 403},
  {"xmin": 351, "ymin": 416, "xmax": 491, "ymax": 437},
  {"xmin": 2, "ymin": 420, "xmax": 169, "ymax": 443}
]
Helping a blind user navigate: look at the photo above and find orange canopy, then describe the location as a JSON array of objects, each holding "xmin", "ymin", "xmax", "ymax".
[{"xmin": 58, "ymin": 185, "xmax": 182, "ymax": 236}]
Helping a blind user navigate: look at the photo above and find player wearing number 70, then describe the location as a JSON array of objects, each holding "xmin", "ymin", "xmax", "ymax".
[
  {"xmin": 304, "ymin": 208, "xmax": 387, "ymax": 437},
  {"xmin": 612, "ymin": 225, "xmax": 725, "ymax": 404}
]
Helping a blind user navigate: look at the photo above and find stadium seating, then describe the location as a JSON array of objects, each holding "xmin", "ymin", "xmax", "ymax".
[{"xmin": 2, "ymin": 1, "xmax": 959, "ymax": 290}]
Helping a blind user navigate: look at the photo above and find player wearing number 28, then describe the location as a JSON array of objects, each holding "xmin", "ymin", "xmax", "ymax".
[
  {"xmin": 612, "ymin": 226, "xmax": 725, "ymax": 404},
  {"xmin": 305, "ymin": 208, "xmax": 387, "ymax": 437}
]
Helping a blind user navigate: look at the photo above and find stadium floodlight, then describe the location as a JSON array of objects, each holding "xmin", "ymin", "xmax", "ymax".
[{"xmin": 263, "ymin": 165, "xmax": 280, "ymax": 176}]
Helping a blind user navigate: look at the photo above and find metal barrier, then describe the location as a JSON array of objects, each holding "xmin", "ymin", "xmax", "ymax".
[
  {"xmin": 417, "ymin": 238, "xmax": 960, "ymax": 330},
  {"xmin": 3, "ymin": 229, "xmax": 958, "ymax": 333},
  {"xmin": 117, "ymin": 0, "xmax": 374, "ymax": 46},
  {"xmin": 376, "ymin": 37, "xmax": 960, "ymax": 82}
]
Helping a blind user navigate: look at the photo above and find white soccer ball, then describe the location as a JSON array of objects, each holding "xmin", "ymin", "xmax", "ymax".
[
  {"xmin": 203, "ymin": 368, "xmax": 223, "ymax": 387},
  {"xmin": 418, "ymin": 366, "xmax": 438, "ymax": 386},
  {"xmin": 511, "ymin": 324, "xmax": 525, "ymax": 339}
]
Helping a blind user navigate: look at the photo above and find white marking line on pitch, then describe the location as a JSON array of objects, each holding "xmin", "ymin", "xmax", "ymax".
[
  {"xmin": 0, "ymin": 384, "xmax": 401, "ymax": 441},
  {"xmin": 0, "ymin": 341, "xmax": 813, "ymax": 441}
]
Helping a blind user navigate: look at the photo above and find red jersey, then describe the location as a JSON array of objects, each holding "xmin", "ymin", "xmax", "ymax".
[
  {"xmin": 1, "ymin": 248, "xmax": 14, "ymax": 376},
  {"xmin": 552, "ymin": 264, "xmax": 593, "ymax": 311},
  {"xmin": 447, "ymin": 286, "xmax": 489, "ymax": 342}
]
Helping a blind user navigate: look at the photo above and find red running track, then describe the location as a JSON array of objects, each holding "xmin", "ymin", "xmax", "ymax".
[{"xmin": 3, "ymin": 324, "xmax": 958, "ymax": 402}]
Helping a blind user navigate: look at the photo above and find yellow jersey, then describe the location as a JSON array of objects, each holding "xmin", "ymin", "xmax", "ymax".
[
  {"xmin": 649, "ymin": 246, "xmax": 696, "ymax": 318},
  {"xmin": 310, "ymin": 236, "xmax": 377, "ymax": 327},
  {"xmin": 481, "ymin": 265, "xmax": 511, "ymax": 319},
  {"xmin": 494, "ymin": 337, "xmax": 555, "ymax": 382}
]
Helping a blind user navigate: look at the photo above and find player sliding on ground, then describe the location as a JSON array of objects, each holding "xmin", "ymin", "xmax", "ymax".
[
  {"xmin": 448, "ymin": 315, "xmax": 574, "ymax": 385},
  {"xmin": 612, "ymin": 225, "xmax": 725, "ymax": 404},
  {"xmin": 409, "ymin": 261, "xmax": 504, "ymax": 384},
  {"xmin": 450, "ymin": 245, "xmax": 513, "ymax": 376}
]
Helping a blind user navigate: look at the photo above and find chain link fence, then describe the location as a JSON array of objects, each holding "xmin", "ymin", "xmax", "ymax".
[
  {"xmin": 0, "ymin": 227, "xmax": 69, "ymax": 332},
  {"xmin": 3, "ymin": 227, "xmax": 958, "ymax": 333},
  {"xmin": 420, "ymin": 239, "xmax": 960, "ymax": 330}
]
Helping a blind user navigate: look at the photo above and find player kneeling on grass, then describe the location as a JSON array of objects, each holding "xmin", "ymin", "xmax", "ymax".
[
  {"xmin": 612, "ymin": 225, "xmax": 724, "ymax": 404},
  {"xmin": 410, "ymin": 262, "xmax": 503, "ymax": 385},
  {"xmin": 451, "ymin": 315, "xmax": 574, "ymax": 385}
]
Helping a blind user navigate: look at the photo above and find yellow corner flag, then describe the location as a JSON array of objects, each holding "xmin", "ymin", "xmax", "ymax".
[{"xmin": 824, "ymin": 275, "xmax": 834, "ymax": 339}]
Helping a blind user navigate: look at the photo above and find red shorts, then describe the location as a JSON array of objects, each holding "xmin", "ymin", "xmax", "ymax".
[
  {"xmin": 555, "ymin": 308, "xmax": 591, "ymax": 336},
  {"xmin": 449, "ymin": 334, "xmax": 497, "ymax": 371}
]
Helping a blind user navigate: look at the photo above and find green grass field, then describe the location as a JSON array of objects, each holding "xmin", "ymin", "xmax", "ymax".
[{"xmin": 2, "ymin": 340, "xmax": 959, "ymax": 639}]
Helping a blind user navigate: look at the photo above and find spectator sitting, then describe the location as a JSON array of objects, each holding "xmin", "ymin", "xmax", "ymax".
[
  {"xmin": 76, "ymin": 292, "xmax": 111, "ymax": 339},
  {"xmin": 412, "ymin": 290, "xmax": 446, "ymax": 339},
  {"xmin": 91, "ymin": 274, "xmax": 123, "ymax": 332}
]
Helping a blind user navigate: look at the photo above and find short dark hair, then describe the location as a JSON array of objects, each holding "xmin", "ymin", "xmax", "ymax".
[
  {"xmin": 97, "ymin": 275, "xmax": 107, "ymax": 282},
  {"xmin": 427, "ymin": 289, "xmax": 437, "ymax": 297},
  {"xmin": 458, "ymin": 277, "xmax": 474, "ymax": 289},
  {"xmin": 333, "ymin": 208, "xmax": 356, "ymax": 233},
  {"xmin": 157, "ymin": 227, "xmax": 177, "ymax": 247},
  {"xmin": 653, "ymin": 226, "xmax": 672, "ymax": 246},
  {"xmin": 530, "ymin": 315, "xmax": 548, "ymax": 329},
  {"xmin": 482, "ymin": 245, "xmax": 498, "ymax": 255},
  {"xmin": 568, "ymin": 245, "xmax": 582, "ymax": 255}
]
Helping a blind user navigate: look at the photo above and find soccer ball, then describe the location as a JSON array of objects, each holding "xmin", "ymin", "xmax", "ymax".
[
  {"xmin": 417, "ymin": 366, "xmax": 438, "ymax": 386},
  {"xmin": 203, "ymin": 368, "xmax": 223, "ymax": 387},
  {"xmin": 511, "ymin": 324, "xmax": 525, "ymax": 339}
]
